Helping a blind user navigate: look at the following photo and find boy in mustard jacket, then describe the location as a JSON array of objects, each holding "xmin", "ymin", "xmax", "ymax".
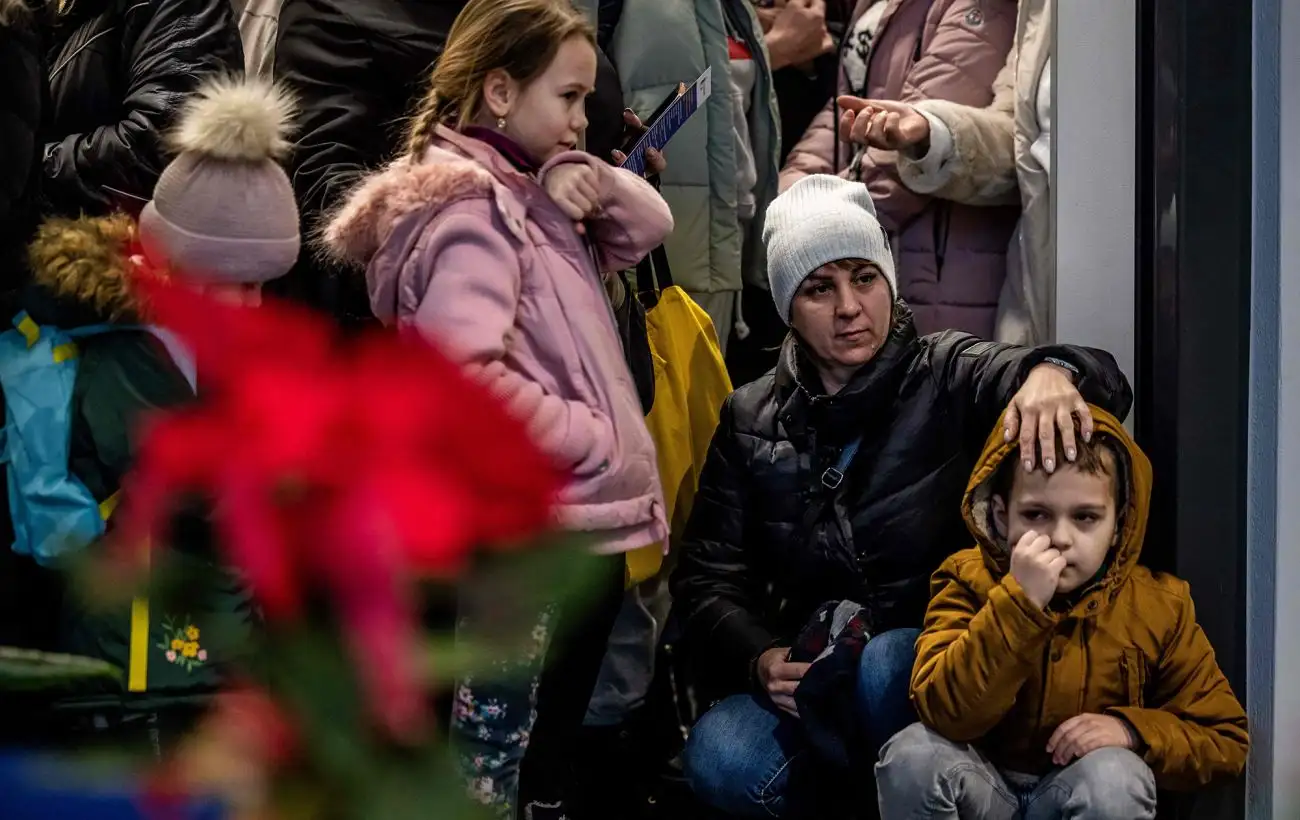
[{"xmin": 875, "ymin": 408, "xmax": 1248, "ymax": 819}]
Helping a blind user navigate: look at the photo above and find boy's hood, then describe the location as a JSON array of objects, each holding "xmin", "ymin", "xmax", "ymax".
[
  {"xmin": 961, "ymin": 406, "xmax": 1153, "ymax": 595},
  {"xmin": 24, "ymin": 214, "xmax": 146, "ymax": 326}
]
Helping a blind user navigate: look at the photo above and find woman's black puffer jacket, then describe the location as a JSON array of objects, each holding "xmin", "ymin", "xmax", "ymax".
[
  {"xmin": 670, "ymin": 306, "xmax": 1133, "ymax": 695},
  {"xmin": 0, "ymin": 0, "xmax": 44, "ymax": 313},
  {"xmin": 43, "ymin": 0, "xmax": 242, "ymax": 217}
]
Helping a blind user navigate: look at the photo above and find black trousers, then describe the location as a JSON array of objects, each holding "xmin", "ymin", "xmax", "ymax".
[{"xmin": 518, "ymin": 551, "xmax": 628, "ymax": 816}]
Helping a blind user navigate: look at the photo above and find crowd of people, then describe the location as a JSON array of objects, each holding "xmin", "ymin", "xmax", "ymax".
[{"xmin": 0, "ymin": 0, "xmax": 1250, "ymax": 819}]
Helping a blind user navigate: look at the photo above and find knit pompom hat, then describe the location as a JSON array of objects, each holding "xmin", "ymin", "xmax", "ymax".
[
  {"xmin": 762, "ymin": 175, "xmax": 897, "ymax": 324},
  {"xmin": 139, "ymin": 76, "xmax": 300, "ymax": 284}
]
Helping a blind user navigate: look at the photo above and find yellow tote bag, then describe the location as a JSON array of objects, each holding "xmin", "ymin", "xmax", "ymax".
[{"xmin": 625, "ymin": 248, "xmax": 733, "ymax": 586}]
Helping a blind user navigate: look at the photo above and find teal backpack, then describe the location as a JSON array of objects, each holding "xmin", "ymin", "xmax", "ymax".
[{"xmin": 0, "ymin": 312, "xmax": 195, "ymax": 567}]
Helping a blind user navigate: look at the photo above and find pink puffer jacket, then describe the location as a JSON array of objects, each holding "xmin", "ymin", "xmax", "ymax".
[
  {"xmin": 323, "ymin": 126, "xmax": 672, "ymax": 555},
  {"xmin": 781, "ymin": 0, "xmax": 1019, "ymax": 338}
]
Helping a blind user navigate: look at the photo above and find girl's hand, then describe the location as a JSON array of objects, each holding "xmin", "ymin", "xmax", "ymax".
[
  {"xmin": 1004, "ymin": 363, "xmax": 1093, "ymax": 474},
  {"xmin": 544, "ymin": 163, "xmax": 602, "ymax": 234}
]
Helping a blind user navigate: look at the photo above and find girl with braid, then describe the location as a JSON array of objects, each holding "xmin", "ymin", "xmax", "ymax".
[{"xmin": 321, "ymin": 1, "xmax": 673, "ymax": 814}]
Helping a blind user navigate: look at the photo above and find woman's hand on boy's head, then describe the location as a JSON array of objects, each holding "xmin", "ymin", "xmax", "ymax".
[
  {"xmin": 1046, "ymin": 713, "xmax": 1139, "ymax": 766},
  {"xmin": 1004, "ymin": 363, "xmax": 1093, "ymax": 475}
]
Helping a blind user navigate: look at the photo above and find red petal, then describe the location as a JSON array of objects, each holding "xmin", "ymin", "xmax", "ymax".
[
  {"xmin": 216, "ymin": 470, "xmax": 301, "ymax": 619},
  {"xmin": 316, "ymin": 488, "xmax": 428, "ymax": 740}
]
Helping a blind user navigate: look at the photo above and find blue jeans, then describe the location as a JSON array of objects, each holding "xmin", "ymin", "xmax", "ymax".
[{"xmin": 683, "ymin": 627, "xmax": 921, "ymax": 819}]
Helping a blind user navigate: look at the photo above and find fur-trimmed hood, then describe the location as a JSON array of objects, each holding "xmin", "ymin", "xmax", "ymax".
[
  {"xmin": 320, "ymin": 147, "xmax": 500, "ymax": 270},
  {"xmin": 25, "ymin": 213, "xmax": 145, "ymax": 323}
]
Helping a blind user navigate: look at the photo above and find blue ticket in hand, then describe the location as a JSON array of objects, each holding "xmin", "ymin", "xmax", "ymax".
[{"xmin": 619, "ymin": 67, "xmax": 713, "ymax": 176}]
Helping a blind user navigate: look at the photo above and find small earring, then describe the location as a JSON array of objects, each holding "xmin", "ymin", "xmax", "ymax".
[{"xmin": 497, "ymin": 116, "xmax": 507, "ymax": 129}]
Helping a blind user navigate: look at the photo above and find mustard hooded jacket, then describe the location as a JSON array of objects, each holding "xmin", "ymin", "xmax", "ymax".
[{"xmin": 911, "ymin": 407, "xmax": 1248, "ymax": 790}]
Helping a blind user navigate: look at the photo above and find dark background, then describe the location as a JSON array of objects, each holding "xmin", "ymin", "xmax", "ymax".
[{"xmin": 1135, "ymin": 0, "xmax": 1253, "ymax": 817}]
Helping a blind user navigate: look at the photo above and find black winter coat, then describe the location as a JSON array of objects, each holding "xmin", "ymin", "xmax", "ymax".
[
  {"xmin": 670, "ymin": 309, "xmax": 1133, "ymax": 694},
  {"xmin": 43, "ymin": 0, "xmax": 242, "ymax": 217},
  {"xmin": 270, "ymin": 0, "xmax": 465, "ymax": 325},
  {"xmin": 0, "ymin": 0, "xmax": 43, "ymax": 314}
]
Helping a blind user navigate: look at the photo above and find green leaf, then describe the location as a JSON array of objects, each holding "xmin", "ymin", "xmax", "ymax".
[{"xmin": 0, "ymin": 646, "xmax": 123, "ymax": 690}]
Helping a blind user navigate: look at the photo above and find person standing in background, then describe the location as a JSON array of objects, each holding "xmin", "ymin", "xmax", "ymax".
[
  {"xmin": 840, "ymin": 0, "xmax": 1054, "ymax": 345},
  {"xmin": 753, "ymin": 0, "xmax": 856, "ymax": 162},
  {"xmin": 783, "ymin": 0, "xmax": 1020, "ymax": 341},
  {"xmin": 42, "ymin": 0, "xmax": 242, "ymax": 218},
  {"xmin": 726, "ymin": 0, "xmax": 860, "ymax": 387},
  {"xmin": 608, "ymin": 0, "xmax": 781, "ymax": 357},
  {"xmin": 270, "ymin": 0, "xmax": 465, "ymax": 327}
]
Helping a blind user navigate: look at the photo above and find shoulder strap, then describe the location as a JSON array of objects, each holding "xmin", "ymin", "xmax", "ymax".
[
  {"xmin": 635, "ymin": 244, "xmax": 675, "ymax": 310},
  {"xmin": 800, "ymin": 436, "xmax": 864, "ymax": 533},
  {"xmin": 819, "ymin": 436, "xmax": 862, "ymax": 491},
  {"xmin": 16, "ymin": 314, "xmax": 198, "ymax": 393}
]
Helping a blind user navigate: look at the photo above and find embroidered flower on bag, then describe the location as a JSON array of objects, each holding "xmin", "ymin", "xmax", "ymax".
[{"xmin": 156, "ymin": 615, "xmax": 207, "ymax": 672}]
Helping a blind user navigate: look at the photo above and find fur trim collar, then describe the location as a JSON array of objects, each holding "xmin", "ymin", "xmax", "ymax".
[
  {"xmin": 319, "ymin": 151, "xmax": 498, "ymax": 268},
  {"xmin": 27, "ymin": 214, "xmax": 143, "ymax": 321}
]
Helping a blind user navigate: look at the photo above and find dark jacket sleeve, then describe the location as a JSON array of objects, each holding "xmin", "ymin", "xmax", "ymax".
[
  {"xmin": 921, "ymin": 330, "xmax": 1134, "ymax": 446},
  {"xmin": 669, "ymin": 397, "xmax": 775, "ymax": 690},
  {"xmin": 43, "ymin": 0, "xmax": 242, "ymax": 214},
  {"xmin": 275, "ymin": 0, "xmax": 417, "ymax": 228}
]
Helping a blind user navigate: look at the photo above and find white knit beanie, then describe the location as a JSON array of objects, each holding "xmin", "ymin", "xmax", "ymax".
[{"xmin": 762, "ymin": 175, "xmax": 897, "ymax": 323}]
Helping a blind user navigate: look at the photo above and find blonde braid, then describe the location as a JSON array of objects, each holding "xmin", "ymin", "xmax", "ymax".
[{"xmin": 404, "ymin": 87, "xmax": 445, "ymax": 160}]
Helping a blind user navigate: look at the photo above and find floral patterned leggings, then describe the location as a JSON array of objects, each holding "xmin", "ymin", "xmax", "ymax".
[{"xmin": 451, "ymin": 604, "xmax": 554, "ymax": 818}]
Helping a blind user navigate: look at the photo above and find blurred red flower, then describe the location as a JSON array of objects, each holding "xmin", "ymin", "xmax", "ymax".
[{"xmin": 114, "ymin": 265, "xmax": 562, "ymax": 739}]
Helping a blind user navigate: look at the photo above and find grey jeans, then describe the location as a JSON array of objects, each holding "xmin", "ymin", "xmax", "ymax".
[{"xmin": 875, "ymin": 723, "xmax": 1157, "ymax": 820}]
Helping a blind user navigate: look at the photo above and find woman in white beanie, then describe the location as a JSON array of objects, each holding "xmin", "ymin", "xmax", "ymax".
[{"xmin": 670, "ymin": 174, "xmax": 1133, "ymax": 817}]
